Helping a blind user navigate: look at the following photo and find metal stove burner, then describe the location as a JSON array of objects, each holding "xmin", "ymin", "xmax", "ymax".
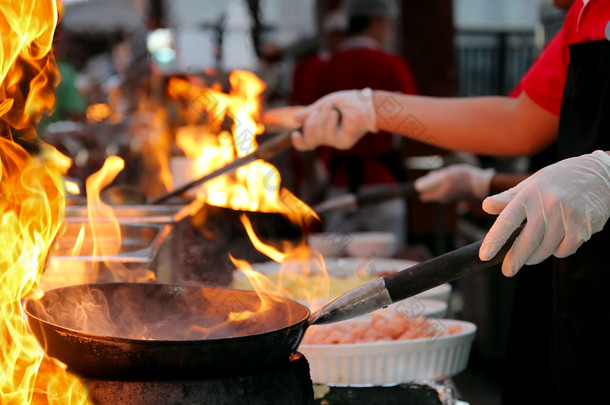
[{"xmin": 82, "ymin": 354, "xmax": 313, "ymax": 405}]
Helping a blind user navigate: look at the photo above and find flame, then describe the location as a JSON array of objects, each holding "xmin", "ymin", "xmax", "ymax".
[
  {"xmin": 0, "ymin": 0, "xmax": 91, "ymax": 402},
  {"xmin": 64, "ymin": 180, "xmax": 80, "ymax": 195},
  {"xmin": 43, "ymin": 157, "xmax": 128, "ymax": 290},
  {"xmin": 85, "ymin": 156, "xmax": 125, "ymax": 256},
  {"xmin": 48, "ymin": 146, "xmax": 72, "ymax": 173},
  {"xmin": 84, "ymin": 156, "xmax": 156, "ymax": 283},
  {"xmin": 71, "ymin": 224, "xmax": 86, "ymax": 256},
  {"xmin": 85, "ymin": 103, "xmax": 112, "ymax": 123},
  {"xmin": 168, "ymin": 72, "xmax": 331, "ymax": 320},
  {"xmin": 168, "ymin": 72, "xmax": 315, "ymax": 222},
  {"xmin": 227, "ymin": 256, "xmax": 298, "ymax": 325},
  {"xmin": 0, "ymin": 1, "xmax": 58, "ymax": 138},
  {"xmin": 43, "ymin": 155, "xmax": 156, "ymax": 299},
  {"xmin": 0, "ymin": 139, "xmax": 91, "ymax": 403},
  {"xmin": 238, "ymin": 214, "xmax": 329, "ymax": 310}
]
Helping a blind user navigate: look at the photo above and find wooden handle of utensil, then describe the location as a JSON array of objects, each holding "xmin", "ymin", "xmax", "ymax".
[{"xmin": 383, "ymin": 224, "xmax": 524, "ymax": 303}]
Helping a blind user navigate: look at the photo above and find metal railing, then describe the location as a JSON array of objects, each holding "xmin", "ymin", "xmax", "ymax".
[{"xmin": 456, "ymin": 29, "xmax": 539, "ymax": 97}]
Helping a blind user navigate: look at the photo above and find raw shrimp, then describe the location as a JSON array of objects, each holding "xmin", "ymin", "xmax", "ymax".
[{"xmin": 301, "ymin": 311, "xmax": 462, "ymax": 345}]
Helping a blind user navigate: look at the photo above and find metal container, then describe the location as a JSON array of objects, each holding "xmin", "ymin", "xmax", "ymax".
[
  {"xmin": 42, "ymin": 222, "xmax": 172, "ymax": 291},
  {"xmin": 65, "ymin": 204, "xmax": 185, "ymax": 225}
]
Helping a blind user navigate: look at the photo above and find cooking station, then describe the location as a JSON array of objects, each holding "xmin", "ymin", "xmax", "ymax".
[
  {"xmin": 33, "ymin": 204, "xmax": 475, "ymax": 405},
  {"xmin": 80, "ymin": 374, "xmax": 457, "ymax": 405},
  {"xmin": 0, "ymin": 2, "xmax": 496, "ymax": 402},
  {"xmin": 15, "ymin": 69, "xmax": 490, "ymax": 405},
  {"xmin": 81, "ymin": 355, "xmax": 314, "ymax": 405},
  {"xmin": 78, "ymin": 357, "xmax": 462, "ymax": 405}
]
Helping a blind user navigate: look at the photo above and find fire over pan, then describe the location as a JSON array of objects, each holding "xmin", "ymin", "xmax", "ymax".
[{"xmin": 24, "ymin": 227, "xmax": 521, "ymax": 378}]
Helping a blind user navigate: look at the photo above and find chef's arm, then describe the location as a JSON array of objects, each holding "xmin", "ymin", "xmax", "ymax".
[
  {"xmin": 293, "ymin": 89, "xmax": 559, "ymax": 157},
  {"xmin": 372, "ymin": 90, "xmax": 558, "ymax": 156}
]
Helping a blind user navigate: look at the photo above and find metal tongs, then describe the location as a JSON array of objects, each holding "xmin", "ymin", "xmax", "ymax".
[
  {"xmin": 312, "ymin": 182, "xmax": 417, "ymax": 215},
  {"xmin": 101, "ymin": 130, "xmax": 294, "ymax": 205},
  {"xmin": 150, "ymin": 131, "xmax": 294, "ymax": 204}
]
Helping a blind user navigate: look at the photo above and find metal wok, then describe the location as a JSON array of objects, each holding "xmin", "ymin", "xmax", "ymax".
[
  {"xmin": 24, "ymin": 227, "xmax": 521, "ymax": 378},
  {"xmin": 24, "ymin": 283, "xmax": 310, "ymax": 378}
]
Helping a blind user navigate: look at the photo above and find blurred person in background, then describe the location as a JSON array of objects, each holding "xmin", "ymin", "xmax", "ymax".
[
  {"xmin": 310, "ymin": 0, "xmax": 418, "ymax": 246},
  {"xmin": 288, "ymin": 7, "xmax": 349, "ymax": 207},
  {"xmin": 290, "ymin": 8, "xmax": 349, "ymax": 106},
  {"xmin": 39, "ymin": 23, "xmax": 86, "ymax": 133},
  {"xmin": 291, "ymin": 0, "xmax": 610, "ymax": 403}
]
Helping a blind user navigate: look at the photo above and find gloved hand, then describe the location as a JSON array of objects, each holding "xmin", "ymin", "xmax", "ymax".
[
  {"xmin": 292, "ymin": 88, "xmax": 376, "ymax": 151},
  {"xmin": 479, "ymin": 150, "xmax": 610, "ymax": 277},
  {"xmin": 414, "ymin": 164, "xmax": 496, "ymax": 202}
]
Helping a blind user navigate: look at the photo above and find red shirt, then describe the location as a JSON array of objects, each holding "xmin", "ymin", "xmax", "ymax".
[
  {"xmin": 290, "ymin": 52, "xmax": 329, "ymax": 106},
  {"xmin": 313, "ymin": 37, "xmax": 418, "ymax": 187},
  {"xmin": 522, "ymin": 0, "xmax": 610, "ymax": 115}
]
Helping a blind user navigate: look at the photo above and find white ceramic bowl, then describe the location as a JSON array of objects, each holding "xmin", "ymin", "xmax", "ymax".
[
  {"xmin": 249, "ymin": 257, "xmax": 419, "ymax": 277},
  {"xmin": 386, "ymin": 298, "xmax": 448, "ymax": 319},
  {"xmin": 344, "ymin": 232, "xmax": 398, "ymax": 258},
  {"xmin": 305, "ymin": 298, "xmax": 448, "ymax": 319},
  {"xmin": 247, "ymin": 257, "xmax": 451, "ymax": 297},
  {"xmin": 240, "ymin": 257, "xmax": 453, "ymax": 305},
  {"xmin": 415, "ymin": 283, "xmax": 453, "ymax": 304},
  {"xmin": 307, "ymin": 233, "xmax": 349, "ymax": 257},
  {"xmin": 299, "ymin": 319, "xmax": 476, "ymax": 386}
]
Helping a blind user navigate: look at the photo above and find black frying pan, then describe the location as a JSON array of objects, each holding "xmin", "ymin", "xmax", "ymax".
[
  {"xmin": 25, "ymin": 283, "xmax": 309, "ymax": 378},
  {"xmin": 24, "ymin": 226, "xmax": 521, "ymax": 378}
]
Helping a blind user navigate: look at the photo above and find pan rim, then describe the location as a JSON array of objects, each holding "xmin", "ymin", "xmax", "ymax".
[{"xmin": 24, "ymin": 281, "xmax": 311, "ymax": 345}]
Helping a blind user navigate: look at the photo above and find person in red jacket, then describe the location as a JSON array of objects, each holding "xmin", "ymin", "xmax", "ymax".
[
  {"xmin": 287, "ymin": 8, "xmax": 348, "ymax": 206},
  {"xmin": 312, "ymin": 0, "xmax": 418, "ymax": 247},
  {"xmin": 289, "ymin": 8, "xmax": 349, "ymax": 106}
]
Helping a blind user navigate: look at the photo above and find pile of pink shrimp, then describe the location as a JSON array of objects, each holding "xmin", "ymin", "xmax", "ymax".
[{"xmin": 302, "ymin": 312, "xmax": 462, "ymax": 345}]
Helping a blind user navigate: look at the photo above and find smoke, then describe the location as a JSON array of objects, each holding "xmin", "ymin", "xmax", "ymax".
[{"xmin": 26, "ymin": 283, "xmax": 308, "ymax": 341}]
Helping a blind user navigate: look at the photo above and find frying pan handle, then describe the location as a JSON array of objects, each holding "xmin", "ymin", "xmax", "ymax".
[
  {"xmin": 356, "ymin": 182, "xmax": 417, "ymax": 206},
  {"xmin": 254, "ymin": 131, "xmax": 294, "ymax": 161},
  {"xmin": 383, "ymin": 224, "xmax": 524, "ymax": 303},
  {"xmin": 309, "ymin": 224, "xmax": 524, "ymax": 326}
]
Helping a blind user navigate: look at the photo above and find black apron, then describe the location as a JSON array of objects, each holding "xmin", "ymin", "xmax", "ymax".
[{"xmin": 550, "ymin": 39, "xmax": 610, "ymax": 404}]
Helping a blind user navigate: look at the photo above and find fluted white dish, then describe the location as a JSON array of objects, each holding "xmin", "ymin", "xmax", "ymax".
[{"xmin": 299, "ymin": 319, "xmax": 476, "ymax": 386}]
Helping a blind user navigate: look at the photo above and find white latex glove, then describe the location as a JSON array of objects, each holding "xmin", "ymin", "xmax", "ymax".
[
  {"xmin": 414, "ymin": 164, "xmax": 496, "ymax": 202},
  {"xmin": 291, "ymin": 88, "xmax": 377, "ymax": 151},
  {"xmin": 479, "ymin": 150, "xmax": 610, "ymax": 277}
]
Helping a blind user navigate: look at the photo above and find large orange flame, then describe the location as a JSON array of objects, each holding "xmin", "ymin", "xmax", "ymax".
[
  {"xmin": 168, "ymin": 72, "xmax": 330, "ymax": 317},
  {"xmin": 168, "ymin": 72, "xmax": 316, "ymax": 224},
  {"xmin": 85, "ymin": 156, "xmax": 156, "ymax": 283},
  {"xmin": 238, "ymin": 214, "xmax": 329, "ymax": 311},
  {"xmin": 0, "ymin": 0, "xmax": 91, "ymax": 402},
  {"xmin": 0, "ymin": 139, "xmax": 91, "ymax": 403},
  {"xmin": 0, "ymin": 1, "xmax": 59, "ymax": 138}
]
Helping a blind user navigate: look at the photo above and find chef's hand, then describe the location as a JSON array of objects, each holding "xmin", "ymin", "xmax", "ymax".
[
  {"xmin": 291, "ymin": 88, "xmax": 376, "ymax": 151},
  {"xmin": 414, "ymin": 164, "xmax": 495, "ymax": 202},
  {"xmin": 479, "ymin": 150, "xmax": 610, "ymax": 277}
]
